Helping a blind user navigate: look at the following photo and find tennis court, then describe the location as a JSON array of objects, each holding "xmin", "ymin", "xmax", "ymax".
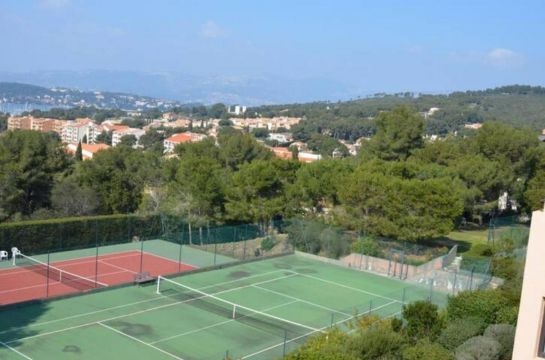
[{"xmin": 0, "ymin": 253, "xmax": 446, "ymax": 360}]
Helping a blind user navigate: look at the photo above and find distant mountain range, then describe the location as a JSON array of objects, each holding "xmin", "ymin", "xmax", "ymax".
[{"xmin": 0, "ymin": 70, "xmax": 360, "ymax": 106}]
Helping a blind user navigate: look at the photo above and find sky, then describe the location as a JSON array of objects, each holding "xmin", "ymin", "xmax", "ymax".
[{"xmin": 0, "ymin": 0, "xmax": 544, "ymax": 94}]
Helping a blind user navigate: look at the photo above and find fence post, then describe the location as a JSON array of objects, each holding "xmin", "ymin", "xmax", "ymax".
[{"xmin": 282, "ymin": 329, "xmax": 288, "ymax": 358}]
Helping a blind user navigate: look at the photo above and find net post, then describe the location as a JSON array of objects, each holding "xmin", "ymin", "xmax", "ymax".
[
  {"xmin": 368, "ymin": 299, "xmax": 373, "ymax": 315},
  {"xmin": 156, "ymin": 276, "xmax": 161, "ymax": 295},
  {"xmin": 401, "ymin": 287, "xmax": 406, "ymax": 304},
  {"xmin": 139, "ymin": 240, "xmax": 144, "ymax": 274},
  {"xmin": 46, "ymin": 252, "xmax": 51, "ymax": 298},
  {"xmin": 282, "ymin": 329, "xmax": 288, "ymax": 357},
  {"xmin": 232, "ymin": 304, "xmax": 236, "ymax": 319}
]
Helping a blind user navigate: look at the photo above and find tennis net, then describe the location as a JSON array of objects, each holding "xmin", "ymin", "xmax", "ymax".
[
  {"xmin": 156, "ymin": 276, "xmax": 321, "ymax": 340},
  {"xmin": 14, "ymin": 253, "xmax": 108, "ymax": 291}
]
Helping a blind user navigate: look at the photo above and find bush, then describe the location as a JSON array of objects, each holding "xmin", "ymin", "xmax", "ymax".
[
  {"xmin": 260, "ymin": 236, "xmax": 276, "ymax": 251},
  {"xmin": 402, "ymin": 301, "xmax": 441, "ymax": 341},
  {"xmin": 351, "ymin": 236, "xmax": 381, "ymax": 257},
  {"xmin": 402, "ymin": 339, "xmax": 454, "ymax": 360},
  {"xmin": 347, "ymin": 325, "xmax": 405, "ymax": 359},
  {"xmin": 471, "ymin": 243, "xmax": 494, "ymax": 257},
  {"xmin": 437, "ymin": 317, "xmax": 486, "ymax": 350},
  {"xmin": 483, "ymin": 324, "xmax": 515, "ymax": 360},
  {"xmin": 455, "ymin": 336, "xmax": 501, "ymax": 360},
  {"xmin": 447, "ymin": 289, "xmax": 509, "ymax": 325}
]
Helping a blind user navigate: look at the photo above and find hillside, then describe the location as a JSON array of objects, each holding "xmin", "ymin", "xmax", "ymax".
[
  {"xmin": 249, "ymin": 85, "xmax": 545, "ymax": 138},
  {"xmin": 0, "ymin": 82, "xmax": 181, "ymax": 111}
]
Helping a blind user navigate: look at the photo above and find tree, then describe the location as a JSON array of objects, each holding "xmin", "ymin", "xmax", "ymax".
[
  {"xmin": 524, "ymin": 170, "xmax": 545, "ymax": 210},
  {"xmin": 307, "ymin": 133, "xmax": 349, "ymax": 157},
  {"xmin": 75, "ymin": 141, "xmax": 83, "ymax": 161},
  {"xmin": 0, "ymin": 130, "xmax": 69, "ymax": 218},
  {"xmin": 119, "ymin": 134, "xmax": 137, "ymax": 147},
  {"xmin": 95, "ymin": 130, "xmax": 112, "ymax": 145},
  {"xmin": 208, "ymin": 103, "xmax": 227, "ymax": 118},
  {"xmin": 218, "ymin": 130, "xmax": 272, "ymax": 170},
  {"xmin": 225, "ymin": 159, "xmax": 296, "ymax": 231},
  {"xmin": 483, "ymin": 324, "xmax": 515, "ymax": 360},
  {"xmin": 251, "ymin": 128, "xmax": 269, "ymax": 138},
  {"xmin": 368, "ymin": 106, "xmax": 425, "ymax": 160},
  {"xmin": 447, "ymin": 290, "xmax": 511, "ymax": 325},
  {"xmin": 51, "ymin": 177, "xmax": 98, "ymax": 216},
  {"xmin": 0, "ymin": 112, "xmax": 8, "ymax": 132}
]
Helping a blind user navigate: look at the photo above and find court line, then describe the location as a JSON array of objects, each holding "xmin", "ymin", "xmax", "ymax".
[
  {"xmin": 98, "ymin": 322, "xmax": 184, "ymax": 360},
  {"xmin": 0, "ymin": 269, "xmax": 288, "ymax": 336},
  {"xmin": 141, "ymin": 251, "xmax": 197, "ymax": 269},
  {"xmin": 149, "ymin": 299, "xmax": 299, "ymax": 345},
  {"xmin": 252, "ymin": 284, "xmax": 353, "ymax": 318},
  {"xmin": 241, "ymin": 300, "xmax": 399, "ymax": 359},
  {"xmin": 98, "ymin": 259, "xmax": 138, "ymax": 274},
  {"xmin": 290, "ymin": 271, "xmax": 401, "ymax": 303},
  {"xmin": 0, "ymin": 341, "xmax": 33, "ymax": 360},
  {"xmin": 0, "ymin": 251, "xmax": 144, "ymax": 277},
  {"xmin": 0, "ymin": 268, "xmax": 132, "ymax": 295},
  {"xmin": 4, "ymin": 273, "xmax": 298, "ymax": 344}
]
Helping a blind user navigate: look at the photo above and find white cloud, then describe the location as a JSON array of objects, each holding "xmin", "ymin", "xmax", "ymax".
[
  {"xmin": 201, "ymin": 21, "xmax": 226, "ymax": 39},
  {"xmin": 485, "ymin": 48, "xmax": 525, "ymax": 67}
]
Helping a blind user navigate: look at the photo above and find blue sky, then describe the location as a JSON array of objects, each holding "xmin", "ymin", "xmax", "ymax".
[{"xmin": 0, "ymin": 0, "xmax": 544, "ymax": 94}]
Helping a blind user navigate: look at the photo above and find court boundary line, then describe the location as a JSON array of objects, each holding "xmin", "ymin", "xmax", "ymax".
[
  {"xmin": 98, "ymin": 322, "xmax": 184, "ymax": 360},
  {"xmin": 0, "ymin": 269, "xmax": 289, "ymax": 336},
  {"xmin": 149, "ymin": 299, "xmax": 299, "ymax": 345},
  {"xmin": 241, "ymin": 300, "xmax": 399, "ymax": 359},
  {"xmin": 0, "ymin": 251, "xmax": 142, "ymax": 277},
  {"xmin": 252, "ymin": 284, "xmax": 353, "ymax": 318},
  {"xmin": 4, "ymin": 273, "xmax": 298, "ymax": 344},
  {"xmin": 0, "ymin": 341, "xmax": 33, "ymax": 360},
  {"xmin": 290, "ymin": 271, "xmax": 401, "ymax": 303}
]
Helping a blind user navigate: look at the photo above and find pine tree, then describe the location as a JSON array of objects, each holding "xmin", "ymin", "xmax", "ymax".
[{"xmin": 75, "ymin": 141, "xmax": 83, "ymax": 161}]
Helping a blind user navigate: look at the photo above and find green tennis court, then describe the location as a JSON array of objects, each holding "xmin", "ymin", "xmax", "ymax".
[{"xmin": 0, "ymin": 253, "xmax": 446, "ymax": 360}]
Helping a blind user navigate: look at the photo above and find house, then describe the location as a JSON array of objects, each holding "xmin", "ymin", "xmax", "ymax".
[
  {"xmin": 271, "ymin": 147, "xmax": 293, "ymax": 160},
  {"xmin": 298, "ymin": 151, "xmax": 322, "ymax": 163},
  {"xmin": 290, "ymin": 141, "xmax": 308, "ymax": 151},
  {"xmin": 464, "ymin": 123, "xmax": 483, "ymax": 130},
  {"xmin": 513, "ymin": 204, "xmax": 545, "ymax": 358},
  {"xmin": 268, "ymin": 133, "xmax": 293, "ymax": 143},
  {"xmin": 65, "ymin": 143, "xmax": 110, "ymax": 160},
  {"xmin": 112, "ymin": 128, "xmax": 146, "ymax": 147},
  {"xmin": 163, "ymin": 132, "xmax": 207, "ymax": 153},
  {"xmin": 227, "ymin": 105, "xmax": 247, "ymax": 116}
]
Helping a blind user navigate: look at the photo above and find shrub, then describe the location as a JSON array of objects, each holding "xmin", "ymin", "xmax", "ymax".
[
  {"xmin": 483, "ymin": 324, "xmax": 515, "ymax": 360},
  {"xmin": 402, "ymin": 301, "xmax": 441, "ymax": 341},
  {"xmin": 447, "ymin": 289, "xmax": 509, "ymax": 325},
  {"xmin": 471, "ymin": 243, "xmax": 494, "ymax": 257},
  {"xmin": 260, "ymin": 236, "xmax": 276, "ymax": 251},
  {"xmin": 347, "ymin": 325, "xmax": 405, "ymax": 359},
  {"xmin": 351, "ymin": 236, "xmax": 381, "ymax": 257},
  {"xmin": 402, "ymin": 339, "xmax": 454, "ymax": 360},
  {"xmin": 455, "ymin": 336, "xmax": 501, "ymax": 360},
  {"xmin": 437, "ymin": 317, "xmax": 485, "ymax": 350}
]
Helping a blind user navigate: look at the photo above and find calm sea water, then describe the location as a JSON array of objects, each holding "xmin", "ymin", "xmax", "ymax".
[{"xmin": 0, "ymin": 103, "xmax": 62, "ymax": 115}]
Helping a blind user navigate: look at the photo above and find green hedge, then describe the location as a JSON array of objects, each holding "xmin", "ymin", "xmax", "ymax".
[{"xmin": 0, "ymin": 214, "xmax": 176, "ymax": 255}]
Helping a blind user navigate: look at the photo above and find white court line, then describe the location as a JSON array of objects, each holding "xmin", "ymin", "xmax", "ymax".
[
  {"xmin": 291, "ymin": 271, "xmax": 401, "ymax": 303},
  {"xmin": 252, "ymin": 285, "xmax": 353, "ymax": 318},
  {"xmin": 150, "ymin": 300, "xmax": 299, "ymax": 345},
  {"xmin": 0, "ymin": 341, "xmax": 33, "ymax": 360},
  {"xmin": 0, "ymin": 268, "xmax": 134, "ymax": 295},
  {"xmin": 241, "ymin": 300, "xmax": 399, "ymax": 359},
  {"xmin": 5, "ymin": 273, "xmax": 297, "ymax": 344},
  {"xmin": 0, "ymin": 269, "xmax": 288, "ymax": 336},
  {"xmin": 98, "ymin": 322, "xmax": 184, "ymax": 360},
  {"xmin": 98, "ymin": 259, "xmax": 138, "ymax": 274}
]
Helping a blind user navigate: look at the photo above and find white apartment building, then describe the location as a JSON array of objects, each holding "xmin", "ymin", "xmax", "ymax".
[
  {"xmin": 513, "ymin": 205, "xmax": 545, "ymax": 359},
  {"xmin": 112, "ymin": 128, "xmax": 146, "ymax": 147},
  {"xmin": 268, "ymin": 133, "xmax": 293, "ymax": 143}
]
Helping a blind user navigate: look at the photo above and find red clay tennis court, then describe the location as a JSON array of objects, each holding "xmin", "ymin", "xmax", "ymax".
[{"xmin": 0, "ymin": 250, "xmax": 196, "ymax": 305}]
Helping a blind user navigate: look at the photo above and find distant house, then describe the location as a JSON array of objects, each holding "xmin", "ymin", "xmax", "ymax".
[
  {"xmin": 271, "ymin": 147, "xmax": 293, "ymax": 160},
  {"xmin": 163, "ymin": 132, "xmax": 207, "ymax": 153},
  {"xmin": 66, "ymin": 143, "xmax": 110, "ymax": 160},
  {"xmin": 464, "ymin": 123, "xmax": 483, "ymax": 130},
  {"xmin": 268, "ymin": 133, "xmax": 293, "ymax": 143},
  {"xmin": 298, "ymin": 151, "xmax": 322, "ymax": 163}
]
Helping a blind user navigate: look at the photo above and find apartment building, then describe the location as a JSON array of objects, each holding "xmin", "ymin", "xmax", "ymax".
[
  {"xmin": 230, "ymin": 116, "xmax": 301, "ymax": 131},
  {"xmin": 7, "ymin": 116, "xmax": 33, "ymax": 130},
  {"xmin": 163, "ymin": 132, "xmax": 207, "ymax": 153},
  {"xmin": 112, "ymin": 128, "xmax": 146, "ymax": 147},
  {"xmin": 513, "ymin": 205, "xmax": 545, "ymax": 359}
]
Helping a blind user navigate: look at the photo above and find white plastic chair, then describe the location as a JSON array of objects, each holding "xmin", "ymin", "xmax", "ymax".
[{"xmin": 0, "ymin": 250, "xmax": 8, "ymax": 261}]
